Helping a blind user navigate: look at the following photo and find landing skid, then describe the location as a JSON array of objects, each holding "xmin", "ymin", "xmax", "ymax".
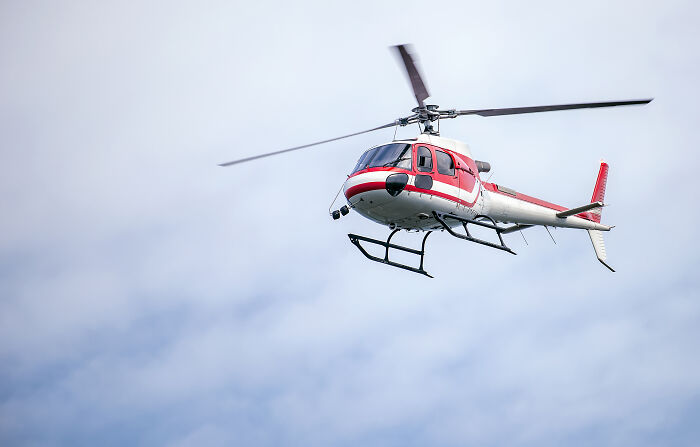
[
  {"xmin": 348, "ymin": 229, "xmax": 433, "ymax": 278},
  {"xmin": 348, "ymin": 212, "xmax": 516, "ymax": 277},
  {"xmin": 432, "ymin": 211, "xmax": 517, "ymax": 255}
]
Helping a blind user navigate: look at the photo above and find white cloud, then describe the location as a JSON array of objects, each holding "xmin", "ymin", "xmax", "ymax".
[{"xmin": 1, "ymin": 1, "xmax": 700, "ymax": 446}]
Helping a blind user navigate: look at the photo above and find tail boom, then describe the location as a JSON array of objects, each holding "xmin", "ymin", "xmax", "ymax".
[
  {"xmin": 483, "ymin": 184, "xmax": 611, "ymax": 230},
  {"xmin": 482, "ymin": 161, "xmax": 615, "ymax": 272}
]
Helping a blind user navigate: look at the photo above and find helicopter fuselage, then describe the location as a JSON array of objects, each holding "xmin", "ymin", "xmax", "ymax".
[{"xmin": 343, "ymin": 134, "xmax": 610, "ymax": 232}]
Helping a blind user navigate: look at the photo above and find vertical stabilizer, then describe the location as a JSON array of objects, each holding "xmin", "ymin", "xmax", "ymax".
[
  {"xmin": 589, "ymin": 162, "xmax": 609, "ymax": 223},
  {"xmin": 588, "ymin": 229, "xmax": 614, "ymax": 272}
]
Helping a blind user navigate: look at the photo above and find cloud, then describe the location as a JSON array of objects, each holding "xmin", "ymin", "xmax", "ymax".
[{"xmin": 1, "ymin": 1, "xmax": 700, "ymax": 446}]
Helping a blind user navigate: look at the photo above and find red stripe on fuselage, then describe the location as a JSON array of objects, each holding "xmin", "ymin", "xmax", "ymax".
[
  {"xmin": 483, "ymin": 182, "xmax": 596, "ymax": 221},
  {"xmin": 345, "ymin": 179, "xmax": 478, "ymax": 207},
  {"xmin": 483, "ymin": 182, "xmax": 566, "ymax": 211},
  {"xmin": 404, "ymin": 185, "xmax": 478, "ymax": 207},
  {"xmin": 344, "ymin": 182, "xmax": 387, "ymax": 199}
]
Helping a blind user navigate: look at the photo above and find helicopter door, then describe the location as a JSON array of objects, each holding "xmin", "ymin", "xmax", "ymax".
[
  {"xmin": 414, "ymin": 145, "xmax": 434, "ymax": 190},
  {"xmin": 433, "ymin": 149, "xmax": 459, "ymax": 210}
]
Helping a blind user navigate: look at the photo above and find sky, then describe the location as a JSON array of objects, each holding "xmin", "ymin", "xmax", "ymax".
[{"xmin": 1, "ymin": 1, "xmax": 700, "ymax": 446}]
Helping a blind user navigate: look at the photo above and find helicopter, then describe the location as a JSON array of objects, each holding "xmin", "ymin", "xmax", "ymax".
[{"xmin": 220, "ymin": 44, "xmax": 652, "ymax": 277}]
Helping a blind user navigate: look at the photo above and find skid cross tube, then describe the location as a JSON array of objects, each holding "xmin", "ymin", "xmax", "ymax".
[
  {"xmin": 348, "ymin": 230, "xmax": 433, "ymax": 277},
  {"xmin": 432, "ymin": 212, "xmax": 517, "ymax": 255}
]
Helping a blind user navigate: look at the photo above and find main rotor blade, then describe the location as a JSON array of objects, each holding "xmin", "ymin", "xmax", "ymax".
[
  {"xmin": 218, "ymin": 121, "xmax": 397, "ymax": 167},
  {"xmin": 393, "ymin": 44, "xmax": 430, "ymax": 107},
  {"xmin": 457, "ymin": 99, "xmax": 653, "ymax": 117}
]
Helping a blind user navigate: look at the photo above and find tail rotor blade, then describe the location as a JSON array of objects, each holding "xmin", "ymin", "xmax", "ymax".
[
  {"xmin": 218, "ymin": 121, "xmax": 397, "ymax": 167},
  {"xmin": 393, "ymin": 44, "xmax": 430, "ymax": 107}
]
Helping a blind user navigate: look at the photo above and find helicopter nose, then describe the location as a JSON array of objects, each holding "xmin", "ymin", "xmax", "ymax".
[
  {"xmin": 385, "ymin": 173, "xmax": 409, "ymax": 196},
  {"xmin": 344, "ymin": 171, "xmax": 399, "ymax": 210}
]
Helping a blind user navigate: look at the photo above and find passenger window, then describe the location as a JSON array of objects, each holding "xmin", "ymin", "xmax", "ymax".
[
  {"xmin": 416, "ymin": 146, "xmax": 432, "ymax": 172},
  {"xmin": 435, "ymin": 150, "xmax": 455, "ymax": 176}
]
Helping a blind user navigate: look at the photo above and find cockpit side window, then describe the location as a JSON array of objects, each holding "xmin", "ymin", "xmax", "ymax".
[
  {"xmin": 416, "ymin": 146, "xmax": 432, "ymax": 172},
  {"xmin": 351, "ymin": 148, "xmax": 376, "ymax": 174},
  {"xmin": 435, "ymin": 150, "xmax": 455, "ymax": 176}
]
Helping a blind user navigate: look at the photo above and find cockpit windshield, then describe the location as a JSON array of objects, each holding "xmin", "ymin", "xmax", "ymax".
[{"xmin": 351, "ymin": 143, "xmax": 412, "ymax": 174}]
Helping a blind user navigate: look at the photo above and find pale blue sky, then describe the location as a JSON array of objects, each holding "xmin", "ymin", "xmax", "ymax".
[{"xmin": 1, "ymin": 1, "xmax": 699, "ymax": 446}]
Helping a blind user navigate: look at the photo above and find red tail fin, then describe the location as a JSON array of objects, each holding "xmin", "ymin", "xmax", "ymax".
[{"xmin": 589, "ymin": 162, "xmax": 609, "ymax": 223}]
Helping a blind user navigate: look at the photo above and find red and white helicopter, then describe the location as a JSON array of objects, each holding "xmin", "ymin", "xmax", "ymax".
[{"xmin": 221, "ymin": 45, "xmax": 651, "ymax": 277}]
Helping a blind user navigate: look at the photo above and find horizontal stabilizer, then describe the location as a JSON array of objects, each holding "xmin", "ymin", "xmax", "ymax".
[
  {"xmin": 556, "ymin": 201, "xmax": 604, "ymax": 218},
  {"xmin": 588, "ymin": 229, "xmax": 615, "ymax": 272}
]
